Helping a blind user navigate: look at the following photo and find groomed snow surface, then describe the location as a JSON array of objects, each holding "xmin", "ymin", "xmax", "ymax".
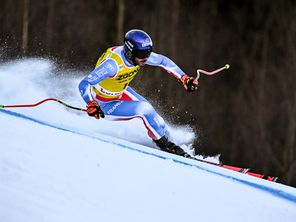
[{"xmin": 0, "ymin": 59, "xmax": 295, "ymax": 222}]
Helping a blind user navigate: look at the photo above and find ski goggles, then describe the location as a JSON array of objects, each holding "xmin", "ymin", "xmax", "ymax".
[{"xmin": 133, "ymin": 49, "xmax": 152, "ymax": 59}]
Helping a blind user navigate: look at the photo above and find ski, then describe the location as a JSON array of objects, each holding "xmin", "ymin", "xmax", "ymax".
[
  {"xmin": 187, "ymin": 156, "xmax": 278, "ymax": 182},
  {"xmin": 246, "ymin": 172, "xmax": 278, "ymax": 182},
  {"xmin": 187, "ymin": 156, "xmax": 250, "ymax": 174},
  {"xmin": 221, "ymin": 164, "xmax": 250, "ymax": 174}
]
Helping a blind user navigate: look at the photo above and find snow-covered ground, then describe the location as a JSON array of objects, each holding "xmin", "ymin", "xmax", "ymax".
[{"xmin": 0, "ymin": 59, "xmax": 295, "ymax": 222}]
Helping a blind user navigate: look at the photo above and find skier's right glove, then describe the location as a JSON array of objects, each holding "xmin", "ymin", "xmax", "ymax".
[
  {"xmin": 86, "ymin": 101, "xmax": 105, "ymax": 119},
  {"xmin": 180, "ymin": 74, "xmax": 199, "ymax": 93}
]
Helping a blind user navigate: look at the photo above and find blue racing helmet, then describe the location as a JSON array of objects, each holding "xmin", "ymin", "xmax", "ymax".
[{"xmin": 123, "ymin": 29, "xmax": 153, "ymax": 61}]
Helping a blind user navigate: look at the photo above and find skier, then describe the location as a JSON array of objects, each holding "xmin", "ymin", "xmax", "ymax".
[{"xmin": 79, "ymin": 29, "xmax": 198, "ymax": 157}]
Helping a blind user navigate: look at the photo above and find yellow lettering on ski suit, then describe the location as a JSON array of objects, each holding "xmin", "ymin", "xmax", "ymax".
[{"xmin": 92, "ymin": 47, "xmax": 140, "ymax": 101}]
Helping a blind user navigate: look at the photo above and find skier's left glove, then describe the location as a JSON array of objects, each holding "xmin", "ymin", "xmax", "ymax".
[
  {"xmin": 86, "ymin": 101, "xmax": 105, "ymax": 119},
  {"xmin": 180, "ymin": 75, "xmax": 199, "ymax": 93}
]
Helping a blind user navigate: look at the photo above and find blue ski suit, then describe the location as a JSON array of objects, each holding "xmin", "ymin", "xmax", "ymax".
[{"xmin": 79, "ymin": 46, "xmax": 186, "ymax": 140}]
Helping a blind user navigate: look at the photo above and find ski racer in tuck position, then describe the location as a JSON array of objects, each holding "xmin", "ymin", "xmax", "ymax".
[{"xmin": 79, "ymin": 29, "xmax": 198, "ymax": 157}]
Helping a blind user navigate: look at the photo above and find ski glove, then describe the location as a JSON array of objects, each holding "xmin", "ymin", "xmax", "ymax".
[
  {"xmin": 180, "ymin": 75, "xmax": 199, "ymax": 93},
  {"xmin": 86, "ymin": 101, "xmax": 105, "ymax": 119}
]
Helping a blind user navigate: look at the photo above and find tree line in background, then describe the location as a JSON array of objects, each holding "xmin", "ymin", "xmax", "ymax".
[{"xmin": 1, "ymin": 0, "xmax": 296, "ymax": 186}]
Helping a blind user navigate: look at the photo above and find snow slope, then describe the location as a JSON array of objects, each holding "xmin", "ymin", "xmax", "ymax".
[{"xmin": 0, "ymin": 59, "xmax": 296, "ymax": 222}]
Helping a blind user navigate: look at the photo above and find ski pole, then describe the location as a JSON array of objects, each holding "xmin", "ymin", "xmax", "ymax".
[
  {"xmin": 0, "ymin": 98, "xmax": 86, "ymax": 112},
  {"xmin": 196, "ymin": 64, "xmax": 230, "ymax": 80}
]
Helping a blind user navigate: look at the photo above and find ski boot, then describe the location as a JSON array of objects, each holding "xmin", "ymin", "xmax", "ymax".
[{"xmin": 153, "ymin": 136, "xmax": 190, "ymax": 157}]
